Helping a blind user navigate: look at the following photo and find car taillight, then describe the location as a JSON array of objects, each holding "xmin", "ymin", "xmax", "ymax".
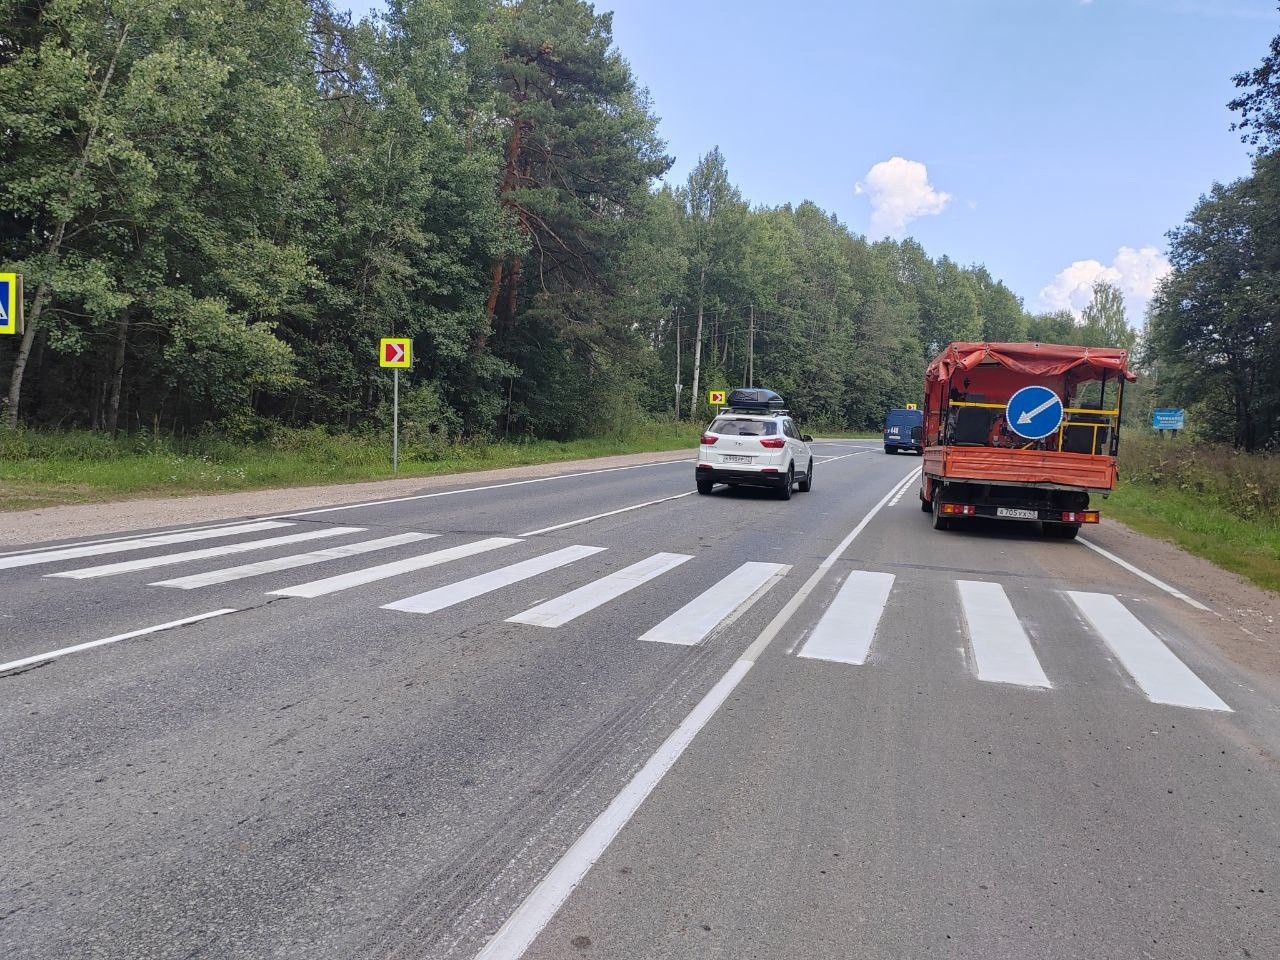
[
  {"xmin": 759, "ymin": 437, "xmax": 785, "ymax": 448},
  {"xmin": 700, "ymin": 434, "xmax": 718, "ymax": 445}
]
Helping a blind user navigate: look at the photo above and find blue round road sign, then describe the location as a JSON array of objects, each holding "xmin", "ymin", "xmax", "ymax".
[{"xmin": 1005, "ymin": 385, "xmax": 1064, "ymax": 440}]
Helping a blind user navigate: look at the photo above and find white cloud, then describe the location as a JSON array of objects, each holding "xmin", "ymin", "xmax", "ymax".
[
  {"xmin": 1038, "ymin": 246, "xmax": 1172, "ymax": 323},
  {"xmin": 855, "ymin": 157, "xmax": 952, "ymax": 238}
]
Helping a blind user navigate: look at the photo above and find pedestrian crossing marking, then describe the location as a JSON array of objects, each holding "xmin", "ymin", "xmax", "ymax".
[
  {"xmin": 150, "ymin": 532, "xmax": 438, "ymax": 589},
  {"xmin": 638, "ymin": 561, "xmax": 789, "ymax": 646},
  {"xmin": 798, "ymin": 570, "xmax": 894, "ymax": 665},
  {"xmin": 0, "ymin": 521, "xmax": 293, "ymax": 571},
  {"xmin": 383, "ymin": 545, "xmax": 607, "ymax": 615},
  {"xmin": 1066, "ymin": 591, "xmax": 1230, "ymax": 711},
  {"xmin": 270, "ymin": 537, "xmax": 522, "ymax": 598},
  {"xmin": 508, "ymin": 552, "xmax": 693, "ymax": 628},
  {"xmin": 957, "ymin": 580, "xmax": 1050, "ymax": 688},
  {"xmin": 46, "ymin": 527, "xmax": 365, "ymax": 580}
]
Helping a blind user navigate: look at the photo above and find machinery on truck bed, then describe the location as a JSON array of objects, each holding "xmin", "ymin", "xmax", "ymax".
[{"xmin": 919, "ymin": 342, "xmax": 1136, "ymax": 539}]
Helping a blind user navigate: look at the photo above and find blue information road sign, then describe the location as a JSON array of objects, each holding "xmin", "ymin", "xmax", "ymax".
[
  {"xmin": 0, "ymin": 274, "xmax": 16, "ymax": 335},
  {"xmin": 1152, "ymin": 408, "xmax": 1185, "ymax": 431},
  {"xmin": 1005, "ymin": 385, "xmax": 1064, "ymax": 440}
]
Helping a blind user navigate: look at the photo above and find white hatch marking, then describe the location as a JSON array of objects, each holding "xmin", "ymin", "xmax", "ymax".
[
  {"xmin": 957, "ymin": 580, "xmax": 1051, "ymax": 688},
  {"xmin": 1067, "ymin": 591, "xmax": 1229, "ymax": 711},
  {"xmin": 383, "ymin": 545, "xmax": 605, "ymax": 615},
  {"xmin": 270, "ymin": 538, "xmax": 521, "ymax": 598},
  {"xmin": 151, "ymin": 533, "xmax": 437, "ymax": 589},
  {"xmin": 798, "ymin": 570, "xmax": 895, "ymax": 665},
  {"xmin": 508, "ymin": 552, "xmax": 692, "ymax": 627},
  {"xmin": 638, "ymin": 561, "xmax": 789, "ymax": 646},
  {"xmin": 46, "ymin": 528, "xmax": 364, "ymax": 580}
]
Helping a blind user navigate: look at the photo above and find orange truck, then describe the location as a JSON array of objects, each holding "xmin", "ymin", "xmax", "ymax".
[{"xmin": 919, "ymin": 341, "xmax": 1136, "ymax": 539}]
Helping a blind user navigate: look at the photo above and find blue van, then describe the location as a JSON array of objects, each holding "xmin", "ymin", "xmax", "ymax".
[{"xmin": 883, "ymin": 407, "xmax": 923, "ymax": 454}]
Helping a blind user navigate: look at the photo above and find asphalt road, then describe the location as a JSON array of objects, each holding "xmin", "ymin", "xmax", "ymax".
[{"xmin": 2, "ymin": 442, "xmax": 1277, "ymax": 960}]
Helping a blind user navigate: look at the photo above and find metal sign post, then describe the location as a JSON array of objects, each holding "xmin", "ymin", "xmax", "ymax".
[{"xmin": 380, "ymin": 337, "xmax": 412, "ymax": 474}]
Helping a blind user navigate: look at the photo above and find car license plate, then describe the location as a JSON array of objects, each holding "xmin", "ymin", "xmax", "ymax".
[
  {"xmin": 996, "ymin": 507, "xmax": 1038, "ymax": 520},
  {"xmin": 721, "ymin": 455, "xmax": 752, "ymax": 464}
]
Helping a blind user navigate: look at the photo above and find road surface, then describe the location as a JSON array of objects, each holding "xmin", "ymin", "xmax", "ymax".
[{"xmin": 2, "ymin": 442, "xmax": 1277, "ymax": 959}]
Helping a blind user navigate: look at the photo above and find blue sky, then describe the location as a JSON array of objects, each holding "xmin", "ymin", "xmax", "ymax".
[{"xmin": 348, "ymin": 0, "xmax": 1277, "ymax": 322}]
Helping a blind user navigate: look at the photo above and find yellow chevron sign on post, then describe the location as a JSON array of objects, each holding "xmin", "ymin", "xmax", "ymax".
[
  {"xmin": 708, "ymin": 390, "xmax": 726, "ymax": 406},
  {"xmin": 0, "ymin": 273, "xmax": 21, "ymax": 336}
]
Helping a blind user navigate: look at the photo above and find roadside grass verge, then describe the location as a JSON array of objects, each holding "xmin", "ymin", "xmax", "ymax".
[
  {"xmin": 0, "ymin": 422, "xmax": 704, "ymax": 511},
  {"xmin": 1108, "ymin": 437, "xmax": 1280, "ymax": 594}
]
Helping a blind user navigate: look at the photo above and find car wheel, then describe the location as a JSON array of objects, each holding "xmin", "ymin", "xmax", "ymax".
[
  {"xmin": 931, "ymin": 493, "xmax": 951, "ymax": 530},
  {"xmin": 697, "ymin": 477, "xmax": 714, "ymax": 495},
  {"xmin": 884, "ymin": 445, "xmax": 895, "ymax": 454},
  {"xmin": 798, "ymin": 459, "xmax": 813, "ymax": 493},
  {"xmin": 777, "ymin": 467, "xmax": 793, "ymax": 500}
]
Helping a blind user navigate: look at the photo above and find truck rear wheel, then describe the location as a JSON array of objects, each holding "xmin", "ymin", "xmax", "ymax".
[
  {"xmin": 931, "ymin": 494, "xmax": 951, "ymax": 531},
  {"xmin": 1046, "ymin": 522, "xmax": 1080, "ymax": 540}
]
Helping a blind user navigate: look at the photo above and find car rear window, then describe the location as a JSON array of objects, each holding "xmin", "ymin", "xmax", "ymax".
[{"xmin": 710, "ymin": 418, "xmax": 777, "ymax": 436}]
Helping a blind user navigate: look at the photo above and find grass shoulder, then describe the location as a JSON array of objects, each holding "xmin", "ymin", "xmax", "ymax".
[{"xmin": 0, "ymin": 423, "xmax": 705, "ymax": 512}]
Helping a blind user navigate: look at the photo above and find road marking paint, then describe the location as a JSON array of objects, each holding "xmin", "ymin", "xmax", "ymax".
[
  {"xmin": 520, "ymin": 493, "xmax": 695, "ymax": 537},
  {"xmin": 1078, "ymin": 537, "xmax": 1211, "ymax": 612},
  {"xmin": 0, "ymin": 609, "xmax": 237, "ymax": 675},
  {"xmin": 472, "ymin": 466, "xmax": 916, "ymax": 960},
  {"xmin": 812, "ymin": 451, "xmax": 869, "ymax": 464},
  {"xmin": 957, "ymin": 580, "xmax": 1051, "ymax": 688},
  {"xmin": 797, "ymin": 570, "xmax": 894, "ymax": 665},
  {"xmin": 46, "ymin": 527, "xmax": 364, "ymax": 580},
  {"xmin": 383, "ymin": 545, "xmax": 605, "ymax": 615},
  {"xmin": 277, "ymin": 459, "xmax": 693, "ymax": 519},
  {"xmin": 1066, "ymin": 590, "xmax": 1230, "ymax": 711},
  {"xmin": 0, "ymin": 522, "xmax": 292, "ymax": 570},
  {"xmin": 270, "ymin": 537, "xmax": 521, "ymax": 598},
  {"xmin": 150, "ymin": 533, "xmax": 437, "ymax": 589},
  {"xmin": 507, "ymin": 552, "xmax": 693, "ymax": 627},
  {"xmin": 637, "ymin": 561, "xmax": 789, "ymax": 646}
]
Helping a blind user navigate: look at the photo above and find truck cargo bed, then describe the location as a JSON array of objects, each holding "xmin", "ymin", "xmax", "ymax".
[{"xmin": 923, "ymin": 445, "xmax": 1117, "ymax": 492}]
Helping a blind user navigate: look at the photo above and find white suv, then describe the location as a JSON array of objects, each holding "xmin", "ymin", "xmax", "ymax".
[{"xmin": 696, "ymin": 412, "xmax": 815, "ymax": 500}]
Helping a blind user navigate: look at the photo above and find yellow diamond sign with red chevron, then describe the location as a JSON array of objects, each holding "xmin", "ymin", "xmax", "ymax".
[
  {"xmin": 708, "ymin": 390, "xmax": 726, "ymax": 405},
  {"xmin": 380, "ymin": 337, "xmax": 411, "ymax": 368}
]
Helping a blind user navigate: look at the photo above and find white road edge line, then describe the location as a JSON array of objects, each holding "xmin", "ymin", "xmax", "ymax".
[
  {"xmin": 1077, "ymin": 537, "xmax": 1212, "ymax": 612},
  {"xmin": 0, "ymin": 609, "xmax": 238, "ymax": 675},
  {"xmin": 472, "ymin": 465, "xmax": 918, "ymax": 960},
  {"xmin": 520, "ymin": 492, "xmax": 696, "ymax": 537}
]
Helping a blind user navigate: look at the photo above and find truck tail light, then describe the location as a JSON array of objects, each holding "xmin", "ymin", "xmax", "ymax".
[
  {"xmin": 759, "ymin": 437, "xmax": 785, "ymax": 449},
  {"xmin": 700, "ymin": 434, "xmax": 718, "ymax": 445},
  {"xmin": 1061, "ymin": 511, "xmax": 1099, "ymax": 524},
  {"xmin": 941, "ymin": 503, "xmax": 976, "ymax": 516}
]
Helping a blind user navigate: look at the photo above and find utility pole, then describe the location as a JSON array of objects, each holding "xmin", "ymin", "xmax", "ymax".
[
  {"xmin": 674, "ymin": 307, "xmax": 682, "ymax": 420},
  {"xmin": 747, "ymin": 305, "xmax": 755, "ymax": 387}
]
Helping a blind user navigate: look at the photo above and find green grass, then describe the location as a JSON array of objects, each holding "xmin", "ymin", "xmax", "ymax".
[
  {"xmin": 0, "ymin": 422, "xmax": 705, "ymax": 512},
  {"xmin": 1105, "ymin": 480, "xmax": 1280, "ymax": 594}
]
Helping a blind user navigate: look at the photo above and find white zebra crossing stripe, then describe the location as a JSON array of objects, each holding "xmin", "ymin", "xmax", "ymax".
[
  {"xmin": 0, "ymin": 521, "xmax": 292, "ymax": 571},
  {"xmin": 637, "ymin": 561, "xmax": 790, "ymax": 646},
  {"xmin": 1066, "ymin": 591, "xmax": 1230, "ymax": 711},
  {"xmin": 46, "ymin": 527, "xmax": 365, "ymax": 580},
  {"xmin": 957, "ymin": 580, "xmax": 1051, "ymax": 688},
  {"xmin": 269, "ymin": 537, "xmax": 522, "ymax": 598},
  {"xmin": 383, "ymin": 545, "xmax": 606, "ymax": 615},
  {"xmin": 507, "ymin": 552, "xmax": 693, "ymax": 627},
  {"xmin": 798, "ymin": 570, "xmax": 894, "ymax": 665},
  {"xmin": 149, "ymin": 532, "xmax": 438, "ymax": 589}
]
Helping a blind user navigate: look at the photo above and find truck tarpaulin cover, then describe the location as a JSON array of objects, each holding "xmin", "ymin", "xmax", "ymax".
[{"xmin": 926, "ymin": 342, "xmax": 1136, "ymax": 384}]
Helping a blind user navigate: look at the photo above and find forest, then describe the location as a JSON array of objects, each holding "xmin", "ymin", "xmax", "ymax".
[{"xmin": 0, "ymin": 0, "xmax": 1192, "ymax": 445}]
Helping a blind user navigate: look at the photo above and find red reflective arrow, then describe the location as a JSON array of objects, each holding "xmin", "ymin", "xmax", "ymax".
[{"xmin": 385, "ymin": 342, "xmax": 405, "ymax": 363}]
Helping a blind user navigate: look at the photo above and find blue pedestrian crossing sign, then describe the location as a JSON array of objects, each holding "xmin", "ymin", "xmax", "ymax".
[
  {"xmin": 0, "ymin": 273, "xmax": 19, "ymax": 336},
  {"xmin": 1005, "ymin": 385, "xmax": 1064, "ymax": 440}
]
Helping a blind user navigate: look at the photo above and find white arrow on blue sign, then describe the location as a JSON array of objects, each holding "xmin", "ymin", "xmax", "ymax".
[{"xmin": 1005, "ymin": 385, "xmax": 1064, "ymax": 440}]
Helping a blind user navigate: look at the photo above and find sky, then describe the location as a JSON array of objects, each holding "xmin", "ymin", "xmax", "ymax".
[{"xmin": 348, "ymin": 0, "xmax": 1278, "ymax": 324}]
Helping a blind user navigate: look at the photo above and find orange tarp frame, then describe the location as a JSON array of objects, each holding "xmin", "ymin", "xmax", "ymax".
[{"xmin": 926, "ymin": 342, "xmax": 1136, "ymax": 384}]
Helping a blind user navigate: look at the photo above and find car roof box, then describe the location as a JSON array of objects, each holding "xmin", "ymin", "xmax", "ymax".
[{"xmin": 726, "ymin": 388, "xmax": 785, "ymax": 411}]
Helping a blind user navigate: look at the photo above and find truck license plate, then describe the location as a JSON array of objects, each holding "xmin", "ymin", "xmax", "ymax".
[
  {"xmin": 722, "ymin": 455, "xmax": 752, "ymax": 464},
  {"xmin": 996, "ymin": 507, "xmax": 1038, "ymax": 520}
]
